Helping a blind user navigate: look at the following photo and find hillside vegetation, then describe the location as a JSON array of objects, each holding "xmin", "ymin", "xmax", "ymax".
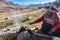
[{"xmin": 0, "ymin": 8, "xmax": 46, "ymax": 29}]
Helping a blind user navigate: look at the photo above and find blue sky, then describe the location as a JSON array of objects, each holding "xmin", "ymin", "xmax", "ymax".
[{"xmin": 9, "ymin": 0, "xmax": 56, "ymax": 5}]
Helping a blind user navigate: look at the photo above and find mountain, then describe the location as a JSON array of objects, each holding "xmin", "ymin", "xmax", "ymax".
[
  {"xmin": 0, "ymin": 0, "xmax": 24, "ymax": 12},
  {"xmin": 25, "ymin": 0, "xmax": 60, "ymax": 10},
  {"xmin": 0, "ymin": 0, "xmax": 60, "ymax": 12},
  {"xmin": 0, "ymin": 0, "xmax": 8, "ymax": 7},
  {"xmin": 21, "ymin": 4, "xmax": 27, "ymax": 7},
  {"xmin": 26, "ymin": 4, "xmax": 42, "ymax": 9}
]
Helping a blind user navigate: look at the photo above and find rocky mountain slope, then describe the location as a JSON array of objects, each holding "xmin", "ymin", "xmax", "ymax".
[
  {"xmin": 26, "ymin": 0, "xmax": 60, "ymax": 10},
  {"xmin": 0, "ymin": 0, "xmax": 60, "ymax": 12},
  {"xmin": 0, "ymin": 0, "xmax": 24, "ymax": 12}
]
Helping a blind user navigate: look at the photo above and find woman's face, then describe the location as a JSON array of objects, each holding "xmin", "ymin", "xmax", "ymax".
[{"xmin": 46, "ymin": 10, "xmax": 54, "ymax": 16}]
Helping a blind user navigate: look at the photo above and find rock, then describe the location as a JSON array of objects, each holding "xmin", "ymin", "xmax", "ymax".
[
  {"xmin": 0, "ymin": 27, "xmax": 21, "ymax": 40},
  {"xmin": 17, "ymin": 31, "xmax": 30, "ymax": 40}
]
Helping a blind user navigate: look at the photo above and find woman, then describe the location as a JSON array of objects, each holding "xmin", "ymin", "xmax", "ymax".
[{"xmin": 29, "ymin": 6, "xmax": 60, "ymax": 37}]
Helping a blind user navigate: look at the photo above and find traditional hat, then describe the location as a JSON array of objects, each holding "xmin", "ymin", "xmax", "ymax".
[{"xmin": 44, "ymin": 5, "xmax": 59, "ymax": 12}]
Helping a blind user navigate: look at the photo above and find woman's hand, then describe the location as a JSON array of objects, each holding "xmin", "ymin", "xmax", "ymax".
[{"xmin": 29, "ymin": 22, "xmax": 35, "ymax": 25}]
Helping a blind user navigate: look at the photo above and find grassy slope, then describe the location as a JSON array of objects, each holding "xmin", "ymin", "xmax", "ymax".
[
  {"xmin": 0, "ymin": 8, "xmax": 46, "ymax": 29},
  {"xmin": 0, "ymin": 12, "xmax": 11, "ymax": 22},
  {"xmin": 19, "ymin": 8, "xmax": 46, "ymax": 29}
]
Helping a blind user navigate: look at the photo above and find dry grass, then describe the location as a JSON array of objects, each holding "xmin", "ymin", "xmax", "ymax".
[
  {"xmin": 0, "ymin": 12, "xmax": 11, "ymax": 22},
  {"xmin": 0, "ymin": 33, "xmax": 17, "ymax": 40}
]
